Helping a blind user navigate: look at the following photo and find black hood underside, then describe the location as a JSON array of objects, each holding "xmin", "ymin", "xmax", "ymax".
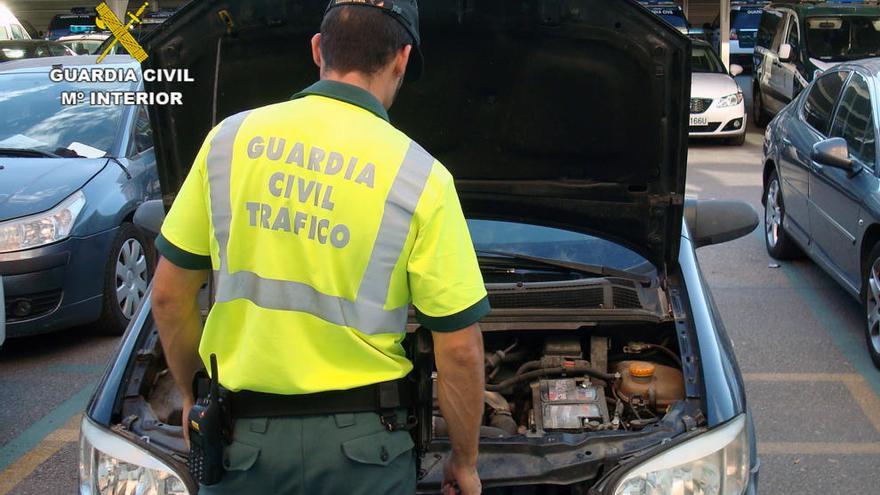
[{"xmin": 142, "ymin": 0, "xmax": 691, "ymax": 270}]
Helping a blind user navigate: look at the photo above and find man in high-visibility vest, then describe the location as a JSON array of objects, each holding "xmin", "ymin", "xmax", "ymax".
[{"xmin": 151, "ymin": 1, "xmax": 488, "ymax": 494}]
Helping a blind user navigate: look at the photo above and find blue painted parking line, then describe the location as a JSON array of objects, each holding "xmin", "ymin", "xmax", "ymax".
[{"xmin": 0, "ymin": 380, "xmax": 96, "ymax": 472}]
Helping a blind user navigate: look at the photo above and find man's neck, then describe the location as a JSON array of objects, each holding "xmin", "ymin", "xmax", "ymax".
[{"xmin": 322, "ymin": 72, "xmax": 390, "ymax": 109}]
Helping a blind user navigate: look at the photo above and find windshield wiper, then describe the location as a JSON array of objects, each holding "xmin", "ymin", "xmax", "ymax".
[
  {"xmin": 0, "ymin": 148, "xmax": 61, "ymax": 158},
  {"xmin": 475, "ymin": 249, "xmax": 652, "ymax": 284}
]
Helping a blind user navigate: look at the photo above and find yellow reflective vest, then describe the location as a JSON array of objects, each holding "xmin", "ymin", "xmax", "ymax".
[{"xmin": 156, "ymin": 80, "xmax": 489, "ymax": 394}]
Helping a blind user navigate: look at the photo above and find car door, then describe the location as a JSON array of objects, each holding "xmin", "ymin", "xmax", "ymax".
[
  {"xmin": 771, "ymin": 13, "xmax": 800, "ymax": 108},
  {"xmin": 125, "ymin": 105, "xmax": 160, "ymax": 200},
  {"xmin": 760, "ymin": 9, "xmax": 788, "ymax": 113},
  {"xmin": 809, "ymin": 71, "xmax": 878, "ymax": 289},
  {"xmin": 778, "ymin": 70, "xmax": 850, "ymax": 244}
]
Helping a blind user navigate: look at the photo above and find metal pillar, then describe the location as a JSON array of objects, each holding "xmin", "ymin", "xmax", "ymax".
[
  {"xmin": 720, "ymin": 0, "xmax": 731, "ymax": 68},
  {"xmin": 108, "ymin": 0, "xmax": 129, "ymax": 22},
  {"xmin": 681, "ymin": 0, "xmax": 689, "ymax": 18}
]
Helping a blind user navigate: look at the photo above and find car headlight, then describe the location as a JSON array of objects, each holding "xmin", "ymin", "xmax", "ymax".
[
  {"xmin": 715, "ymin": 92, "xmax": 744, "ymax": 108},
  {"xmin": 612, "ymin": 414, "xmax": 749, "ymax": 495},
  {"xmin": 0, "ymin": 191, "xmax": 86, "ymax": 253},
  {"xmin": 79, "ymin": 416, "xmax": 189, "ymax": 495}
]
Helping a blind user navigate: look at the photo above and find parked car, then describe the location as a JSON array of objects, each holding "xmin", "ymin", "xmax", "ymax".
[
  {"xmin": 79, "ymin": 1, "xmax": 760, "ymax": 494},
  {"xmin": 0, "ymin": 56, "xmax": 160, "ymax": 338},
  {"xmin": 753, "ymin": 1, "xmax": 880, "ymax": 127},
  {"xmin": 639, "ymin": 0, "xmax": 707, "ymax": 41},
  {"xmin": 58, "ymin": 33, "xmax": 110, "ymax": 55},
  {"xmin": 0, "ymin": 3, "xmax": 30, "ymax": 41},
  {"xmin": 93, "ymin": 12, "xmax": 169, "ymax": 58},
  {"xmin": 0, "ymin": 40, "xmax": 76, "ymax": 62},
  {"xmin": 762, "ymin": 59, "xmax": 880, "ymax": 368},
  {"xmin": 46, "ymin": 9, "xmax": 100, "ymax": 40},
  {"xmin": 710, "ymin": 2, "xmax": 768, "ymax": 69},
  {"xmin": 690, "ymin": 40, "xmax": 747, "ymax": 145}
]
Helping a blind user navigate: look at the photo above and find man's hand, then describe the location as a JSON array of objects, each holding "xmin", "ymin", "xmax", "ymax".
[
  {"xmin": 433, "ymin": 323, "xmax": 484, "ymax": 495},
  {"xmin": 442, "ymin": 453, "xmax": 481, "ymax": 495},
  {"xmin": 152, "ymin": 257, "xmax": 208, "ymax": 443}
]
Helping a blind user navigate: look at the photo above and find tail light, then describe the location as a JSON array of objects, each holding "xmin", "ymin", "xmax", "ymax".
[{"xmin": 730, "ymin": 29, "xmax": 738, "ymax": 40}]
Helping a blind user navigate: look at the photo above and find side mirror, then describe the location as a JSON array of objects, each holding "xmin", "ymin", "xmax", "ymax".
[
  {"xmin": 684, "ymin": 198, "xmax": 759, "ymax": 248},
  {"xmin": 133, "ymin": 199, "xmax": 165, "ymax": 238},
  {"xmin": 778, "ymin": 43, "xmax": 793, "ymax": 62},
  {"xmin": 811, "ymin": 137, "xmax": 856, "ymax": 173},
  {"xmin": 730, "ymin": 64, "xmax": 744, "ymax": 77}
]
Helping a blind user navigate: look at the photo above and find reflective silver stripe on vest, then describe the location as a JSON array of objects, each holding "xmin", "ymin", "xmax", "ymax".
[{"xmin": 206, "ymin": 113, "xmax": 434, "ymax": 335}]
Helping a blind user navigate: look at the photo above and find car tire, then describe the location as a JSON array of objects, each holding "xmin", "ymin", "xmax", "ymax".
[
  {"xmin": 727, "ymin": 132, "xmax": 746, "ymax": 146},
  {"xmin": 862, "ymin": 243, "xmax": 880, "ymax": 369},
  {"xmin": 96, "ymin": 223, "xmax": 153, "ymax": 336},
  {"xmin": 752, "ymin": 84, "xmax": 770, "ymax": 128},
  {"xmin": 763, "ymin": 171, "xmax": 800, "ymax": 260}
]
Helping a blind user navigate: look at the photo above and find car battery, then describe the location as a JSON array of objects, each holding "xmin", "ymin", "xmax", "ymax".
[{"xmin": 531, "ymin": 378, "xmax": 609, "ymax": 433}]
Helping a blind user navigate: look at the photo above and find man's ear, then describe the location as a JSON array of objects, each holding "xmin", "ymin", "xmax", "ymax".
[
  {"xmin": 394, "ymin": 44, "xmax": 412, "ymax": 78},
  {"xmin": 311, "ymin": 33, "xmax": 323, "ymax": 69}
]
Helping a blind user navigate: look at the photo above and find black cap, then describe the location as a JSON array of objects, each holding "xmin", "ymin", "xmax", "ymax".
[{"xmin": 325, "ymin": 0, "xmax": 423, "ymax": 81}]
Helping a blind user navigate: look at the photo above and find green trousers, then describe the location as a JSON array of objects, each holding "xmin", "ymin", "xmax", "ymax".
[{"xmin": 200, "ymin": 410, "xmax": 416, "ymax": 495}]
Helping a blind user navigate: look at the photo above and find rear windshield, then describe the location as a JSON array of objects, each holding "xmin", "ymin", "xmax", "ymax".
[
  {"xmin": 732, "ymin": 9, "xmax": 763, "ymax": 30},
  {"xmin": 806, "ymin": 16, "xmax": 880, "ymax": 61}
]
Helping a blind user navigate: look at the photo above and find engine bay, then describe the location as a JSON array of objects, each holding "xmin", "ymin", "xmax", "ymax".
[{"xmin": 430, "ymin": 330, "xmax": 686, "ymax": 442}]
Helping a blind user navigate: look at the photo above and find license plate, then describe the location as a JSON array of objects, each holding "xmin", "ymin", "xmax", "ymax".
[{"xmin": 690, "ymin": 115, "xmax": 708, "ymax": 126}]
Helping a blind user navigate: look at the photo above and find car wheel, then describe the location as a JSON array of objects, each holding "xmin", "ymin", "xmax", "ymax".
[
  {"xmin": 96, "ymin": 223, "xmax": 152, "ymax": 335},
  {"xmin": 764, "ymin": 171, "xmax": 800, "ymax": 259},
  {"xmin": 862, "ymin": 243, "xmax": 880, "ymax": 369},
  {"xmin": 727, "ymin": 132, "xmax": 746, "ymax": 146},
  {"xmin": 752, "ymin": 85, "xmax": 770, "ymax": 128}
]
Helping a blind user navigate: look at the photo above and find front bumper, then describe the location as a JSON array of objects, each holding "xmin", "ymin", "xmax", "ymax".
[
  {"xmin": 0, "ymin": 228, "xmax": 118, "ymax": 337},
  {"xmin": 689, "ymin": 101, "xmax": 747, "ymax": 138}
]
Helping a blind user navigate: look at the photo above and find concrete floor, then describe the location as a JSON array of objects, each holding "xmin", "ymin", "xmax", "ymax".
[{"xmin": 1, "ymin": 76, "xmax": 880, "ymax": 494}]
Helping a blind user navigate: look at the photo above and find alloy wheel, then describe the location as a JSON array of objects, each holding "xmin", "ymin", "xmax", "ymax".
[
  {"xmin": 765, "ymin": 179, "xmax": 782, "ymax": 249},
  {"xmin": 867, "ymin": 258, "xmax": 880, "ymax": 356},
  {"xmin": 115, "ymin": 238, "xmax": 148, "ymax": 319}
]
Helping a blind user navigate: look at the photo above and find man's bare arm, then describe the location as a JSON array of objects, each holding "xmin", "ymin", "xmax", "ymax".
[
  {"xmin": 433, "ymin": 323, "xmax": 484, "ymax": 495},
  {"xmin": 152, "ymin": 258, "xmax": 209, "ymax": 419}
]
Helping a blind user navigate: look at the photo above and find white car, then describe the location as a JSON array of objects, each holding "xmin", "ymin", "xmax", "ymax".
[
  {"xmin": 690, "ymin": 41, "xmax": 747, "ymax": 145},
  {"xmin": 58, "ymin": 33, "xmax": 110, "ymax": 55},
  {"xmin": 0, "ymin": 3, "xmax": 29, "ymax": 41}
]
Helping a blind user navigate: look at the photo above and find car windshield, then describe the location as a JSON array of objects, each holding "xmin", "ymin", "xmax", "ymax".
[
  {"xmin": 50, "ymin": 15, "xmax": 97, "ymax": 30},
  {"xmin": 731, "ymin": 9, "xmax": 762, "ymax": 30},
  {"xmin": 692, "ymin": 45, "xmax": 727, "ymax": 73},
  {"xmin": 467, "ymin": 219, "xmax": 656, "ymax": 276},
  {"xmin": 0, "ymin": 71, "xmax": 132, "ymax": 156},
  {"xmin": 61, "ymin": 39, "xmax": 104, "ymax": 55},
  {"xmin": 806, "ymin": 16, "xmax": 880, "ymax": 61}
]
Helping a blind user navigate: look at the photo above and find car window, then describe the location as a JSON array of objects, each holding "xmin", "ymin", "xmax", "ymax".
[
  {"xmin": 129, "ymin": 105, "xmax": 154, "ymax": 156},
  {"xmin": 0, "ymin": 26, "xmax": 8, "ymax": 41},
  {"xmin": 830, "ymin": 73, "xmax": 876, "ymax": 166},
  {"xmin": 732, "ymin": 8, "xmax": 763, "ymax": 30},
  {"xmin": 806, "ymin": 16, "xmax": 880, "ymax": 62},
  {"xmin": 48, "ymin": 44, "xmax": 68, "ymax": 56},
  {"xmin": 9, "ymin": 24, "xmax": 25, "ymax": 40},
  {"xmin": 758, "ymin": 10, "xmax": 784, "ymax": 50},
  {"xmin": 803, "ymin": 70, "xmax": 849, "ymax": 133}
]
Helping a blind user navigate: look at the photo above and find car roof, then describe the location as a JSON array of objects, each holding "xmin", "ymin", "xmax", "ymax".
[
  {"xmin": 831, "ymin": 58, "xmax": 880, "ymax": 76},
  {"xmin": 0, "ymin": 54, "xmax": 137, "ymax": 73},
  {"xmin": 57, "ymin": 34, "xmax": 109, "ymax": 41},
  {"xmin": 769, "ymin": 2, "xmax": 880, "ymax": 15}
]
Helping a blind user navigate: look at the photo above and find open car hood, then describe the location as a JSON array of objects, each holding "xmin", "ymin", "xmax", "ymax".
[{"xmin": 142, "ymin": 0, "xmax": 690, "ymax": 271}]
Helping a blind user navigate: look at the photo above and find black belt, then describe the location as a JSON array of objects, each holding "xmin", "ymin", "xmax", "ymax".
[{"xmin": 226, "ymin": 378, "xmax": 415, "ymax": 419}]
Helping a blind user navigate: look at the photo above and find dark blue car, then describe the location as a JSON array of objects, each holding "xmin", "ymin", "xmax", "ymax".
[
  {"xmin": 0, "ymin": 55, "xmax": 159, "ymax": 338},
  {"xmin": 78, "ymin": 1, "xmax": 761, "ymax": 494},
  {"xmin": 762, "ymin": 58, "xmax": 880, "ymax": 368}
]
